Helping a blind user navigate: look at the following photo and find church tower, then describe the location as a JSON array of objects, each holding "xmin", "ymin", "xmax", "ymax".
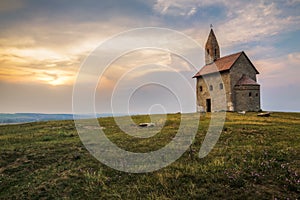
[
  {"xmin": 205, "ymin": 29, "xmax": 220, "ymax": 64},
  {"xmin": 194, "ymin": 27, "xmax": 261, "ymax": 112}
]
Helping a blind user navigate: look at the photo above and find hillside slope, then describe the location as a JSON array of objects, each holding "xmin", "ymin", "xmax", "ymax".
[{"xmin": 0, "ymin": 112, "xmax": 299, "ymax": 199}]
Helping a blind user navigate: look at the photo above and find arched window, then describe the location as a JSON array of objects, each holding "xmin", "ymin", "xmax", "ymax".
[
  {"xmin": 200, "ymin": 86, "xmax": 203, "ymax": 92},
  {"xmin": 207, "ymin": 49, "xmax": 210, "ymax": 54},
  {"xmin": 249, "ymin": 92, "xmax": 252, "ymax": 97},
  {"xmin": 256, "ymin": 93, "xmax": 258, "ymax": 97},
  {"xmin": 219, "ymin": 83, "xmax": 223, "ymax": 90},
  {"xmin": 209, "ymin": 85, "xmax": 213, "ymax": 91}
]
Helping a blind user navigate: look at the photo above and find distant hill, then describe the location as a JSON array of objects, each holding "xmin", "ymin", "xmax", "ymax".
[{"xmin": 0, "ymin": 113, "xmax": 119, "ymax": 124}]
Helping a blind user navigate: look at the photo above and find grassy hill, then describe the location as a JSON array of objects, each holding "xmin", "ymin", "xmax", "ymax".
[{"xmin": 0, "ymin": 112, "xmax": 299, "ymax": 199}]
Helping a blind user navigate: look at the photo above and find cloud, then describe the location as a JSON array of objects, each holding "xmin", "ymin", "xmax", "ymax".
[
  {"xmin": 288, "ymin": 52, "xmax": 300, "ymax": 63},
  {"xmin": 0, "ymin": 20, "xmax": 130, "ymax": 86},
  {"xmin": 2, "ymin": 0, "xmax": 297, "ymax": 88},
  {"xmin": 257, "ymin": 51, "xmax": 300, "ymax": 111},
  {"xmin": 94, "ymin": 49, "xmax": 194, "ymax": 95},
  {"xmin": 93, "ymin": 48, "xmax": 197, "ymax": 114},
  {"xmin": 153, "ymin": 0, "xmax": 217, "ymax": 17},
  {"xmin": 218, "ymin": 1, "xmax": 300, "ymax": 46},
  {"xmin": 0, "ymin": 0, "xmax": 299, "ymax": 113},
  {"xmin": 0, "ymin": 65, "xmax": 75, "ymax": 86},
  {"xmin": 0, "ymin": 45, "xmax": 80, "ymax": 85},
  {"xmin": 0, "ymin": 0, "xmax": 24, "ymax": 12},
  {"xmin": 254, "ymin": 52, "xmax": 300, "ymax": 87},
  {"xmin": 154, "ymin": 0, "xmax": 300, "ymax": 47}
]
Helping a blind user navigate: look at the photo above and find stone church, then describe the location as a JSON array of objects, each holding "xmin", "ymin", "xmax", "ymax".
[{"xmin": 193, "ymin": 28, "xmax": 261, "ymax": 112}]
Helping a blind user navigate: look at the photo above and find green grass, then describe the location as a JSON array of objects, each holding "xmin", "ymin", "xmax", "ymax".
[{"xmin": 0, "ymin": 112, "xmax": 299, "ymax": 199}]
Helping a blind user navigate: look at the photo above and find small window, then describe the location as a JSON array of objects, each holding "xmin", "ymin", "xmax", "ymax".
[
  {"xmin": 209, "ymin": 85, "xmax": 213, "ymax": 91},
  {"xmin": 214, "ymin": 49, "xmax": 218, "ymax": 59},
  {"xmin": 207, "ymin": 49, "xmax": 209, "ymax": 54},
  {"xmin": 219, "ymin": 83, "xmax": 223, "ymax": 90},
  {"xmin": 200, "ymin": 86, "xmax": 203, "ymax": 92},
  {"xmin": 249, "ymin": 92, "xmax": 252, "ymax": 97},
  {"xmin": 256, "ymin": 93, "xmax": 258, "ymax": 97},
  {"xmin": 214, "ymin": 49, "xmax": 217, "ymax": 58}
]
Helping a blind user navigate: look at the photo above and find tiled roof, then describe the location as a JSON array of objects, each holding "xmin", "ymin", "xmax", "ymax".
[
  {"xmin": 193, "ymin": 51, "xmax": 243, "ymax": 77},
  {"xmin": 236, "ymin": 74, "xmax": 259, "ymax": 86}
]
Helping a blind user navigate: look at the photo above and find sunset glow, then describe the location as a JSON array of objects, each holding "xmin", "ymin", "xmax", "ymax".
[{"xmin": 0, "ymin": 0, "xmax": 299, "ymax": 113}]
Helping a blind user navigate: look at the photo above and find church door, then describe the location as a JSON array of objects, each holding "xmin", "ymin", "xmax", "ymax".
[{"xmin": 206, "ymin": 99, "xmax": 211, "ymax": 112}]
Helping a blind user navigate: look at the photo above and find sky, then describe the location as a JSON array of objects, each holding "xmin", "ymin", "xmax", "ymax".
[{"xmin": 0, "ymin": 0, "xmax": 300, "ymax": 114}]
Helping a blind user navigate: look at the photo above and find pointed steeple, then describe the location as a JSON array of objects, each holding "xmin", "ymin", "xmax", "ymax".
[{"xmin": 205, "ymin": 28, "xmax": 220, "ymax": 65}]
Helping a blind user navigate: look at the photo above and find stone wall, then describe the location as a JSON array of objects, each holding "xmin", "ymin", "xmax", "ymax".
[
  {"xmin": 196, "ymin": 71, "xmax": 231, "ymax": 112},
  {"xmin": 234, "ymin": 85, "xmax": 260, "ymax": 111},
  {"xmin": 229, "ymin": 53, "xmax": 259, "ymax": 111},
  {"xmin": 196, "ymin": 53, "xmax": 261, "ymax": 112},
  {"xmin": 229, "ymin": 53, "xmax": 257, "ymax": 87}
]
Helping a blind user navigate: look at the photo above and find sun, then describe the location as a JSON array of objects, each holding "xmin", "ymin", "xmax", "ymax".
[
  {"xmin": 48, "ymin": 78, "xmax": 67, "ymax": 86},
  {"xmin": 36, "ymin": 70, "xmax": 73, "ymax": 86}
]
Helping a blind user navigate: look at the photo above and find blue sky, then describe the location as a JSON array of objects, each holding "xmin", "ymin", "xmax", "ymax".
[{"xmin": 0, "ymin": 0, "xmax": 299, "ymax": 113}]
